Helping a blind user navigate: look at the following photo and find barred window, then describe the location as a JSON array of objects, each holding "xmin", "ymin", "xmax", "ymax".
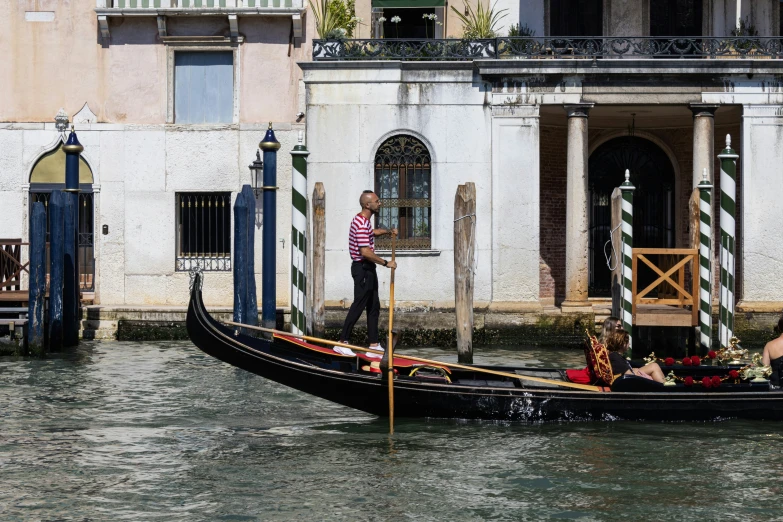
[
  {"xmin": 374, "ymin": 135, "xmax": 431, "ymax": 250},
  {"xmin": 176, "ymin": 192, "xmax": 231, "ymax": 271}
]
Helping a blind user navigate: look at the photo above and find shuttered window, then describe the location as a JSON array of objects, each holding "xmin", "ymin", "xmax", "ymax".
[{"xmin": 174, "ymin": 52, "xmax": 234, "ymax": 124}]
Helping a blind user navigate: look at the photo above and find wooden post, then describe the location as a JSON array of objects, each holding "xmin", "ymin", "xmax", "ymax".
[
  {"xmin": 48, "ymin": 191, "xmax": 65, "ymax": 351},
  {"xmin": 610, "ymin": 187, "xmax": 622, "ymax": 318},
  {"xmin": 241, "ymin": 185, "xmax": 258, "ymax": 327},
  {"xmin": 454, "ymin": 182, "xmax": 476, "ymax": 364},
  {"xmin": 63, "ymin": 191, "xmax": 79, "ymax": 347},
  {"xmin": 233, "ymin": 190, "xmax": 249, "ymax": 327},
  {"xmin": 28, "ymin": 202, "xmax": 47, "ymax": 355},
  {"xmin": 311, "ymin": 182, "xmax": 326, "ymax": 338}
]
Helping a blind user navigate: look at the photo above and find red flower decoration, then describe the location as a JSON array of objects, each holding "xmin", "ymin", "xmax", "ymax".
[
  {"xmin": 691, "ymin": 355, "xmax": 701, "ymax": 366},
  {"xmin": 707, "ymin": 350, "xmax": 717, "ymax": 359},
  {"xmin": 702, "ymin": 376, "xmax": 712, "ymax": 388},
  {"xmin": 684, "ymin": 376, "xmax": 694, "ymax": 386},
  {"xmin": 712, "ymin": 375, "xmax": 722, "ymax": 387},
  {"xmin": 729, "ymin": 370, "xmax": 740, "ymax": 379},
  {"xmin": 682, "ymin": 357, "xmax": 693, "ymax": 366},
  {"xmin": 665, "ymin": 357, "xmax": 675, "ymax": 366}
]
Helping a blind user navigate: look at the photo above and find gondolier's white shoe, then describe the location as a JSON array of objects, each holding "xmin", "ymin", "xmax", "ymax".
[
  {"xmin": 365, "ymin": 344, "xmax": 384, "ymax": 359},
  {"xmin": 333, "ymin": 346, "xmax": 356, "ymax": 356}
]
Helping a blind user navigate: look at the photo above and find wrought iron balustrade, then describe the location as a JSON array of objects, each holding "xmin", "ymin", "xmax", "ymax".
[
  {"xmin": 313, "ymin": 36, "xmax": 783, "ymax": 61},
  {"xmin": 106, "ymin": 0, "xmax": 300, "ymax": 8}
]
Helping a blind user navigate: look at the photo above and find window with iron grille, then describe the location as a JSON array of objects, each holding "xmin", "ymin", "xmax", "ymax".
[
  {"xmin": 374, "ymin": 135, "xmax": 431, "ymax": 250},
  {"xmin": 176, "ymin": 192, "xmax": 231, "ymax": 271}
]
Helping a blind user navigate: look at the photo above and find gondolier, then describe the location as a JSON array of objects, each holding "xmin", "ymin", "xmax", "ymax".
[{"xmin": 335, "ymin": 190, "xmax": 397, "ymax": 357}]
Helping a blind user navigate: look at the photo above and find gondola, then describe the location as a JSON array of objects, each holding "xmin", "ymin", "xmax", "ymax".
[{"xmin": 187, "ymin": 274, "xmax": 783, "ymax": 422}]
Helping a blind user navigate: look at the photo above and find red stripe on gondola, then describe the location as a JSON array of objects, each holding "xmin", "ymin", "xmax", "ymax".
[{"xmin": 273, "ymin": 333, "xmax": 451, "ymax": 371}]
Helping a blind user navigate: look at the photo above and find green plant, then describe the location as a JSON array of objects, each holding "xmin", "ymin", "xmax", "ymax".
[
  {"xmin": 730, "ymin": 17, "xmax": 759, "ymax": 52},
  {"xmin": 508, "ymin": 22, "xmax": 535, "ymax": 37},
  {"xmin": 309, "ymin": 0, "xmax": 360, "ymax": 39},
  {"xmin": 450, "ymin": 0, "xmax": 508, "ymax": 39}
]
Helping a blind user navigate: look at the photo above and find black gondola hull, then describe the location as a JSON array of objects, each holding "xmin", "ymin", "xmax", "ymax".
[{"xmin": 187, "ymin": 276, "xmax": 783, "ymax": 422}]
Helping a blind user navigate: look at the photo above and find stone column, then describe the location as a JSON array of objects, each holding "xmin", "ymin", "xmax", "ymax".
[
  {"xmin": 562, "ymin": 103, "xmax": 594, "ymax": 311},
  {"xmin": 690, "ymin": 103, "xmax": 720, "ymax": 189}
]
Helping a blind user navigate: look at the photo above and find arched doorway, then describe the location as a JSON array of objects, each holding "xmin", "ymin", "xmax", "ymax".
[
  {"xmin": 29, "ymin": 141, "xmax": 95, "ymax": 292},
  {"xmin": 588, "ymin": 136, "xmax": 676, "ymax": 296}
]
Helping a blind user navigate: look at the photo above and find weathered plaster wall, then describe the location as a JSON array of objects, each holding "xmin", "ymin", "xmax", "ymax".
[
  {"xmin": 304, "ymin": 65, "xmax": 498, "ymax": 309},
  {"xmin": 1, "ymin": 0, "xmax": 308, "ymax": 124},
  {"xmin": 741, "ymin": 106, "xmax": 783, "ymax": 303},
  {"xmin": 0, "ymin": 123, "xmax": 302, "ymax": 307}
]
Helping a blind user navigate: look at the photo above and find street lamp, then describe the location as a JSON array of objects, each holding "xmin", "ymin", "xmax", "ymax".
[{"xmin": 248, "ymin": 149, "xmax": 264, "ymax": 200}]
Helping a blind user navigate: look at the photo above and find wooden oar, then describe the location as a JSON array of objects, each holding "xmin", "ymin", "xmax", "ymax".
[
  {"xmin": 386, "ymin": 233, "xmax": 397, "ymax": 434},
  {"xmin": 223, "ymin": 321, "xmax": 604, "ymax": 392}
]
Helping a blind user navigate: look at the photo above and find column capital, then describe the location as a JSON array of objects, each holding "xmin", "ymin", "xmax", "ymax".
[
  {"xmin": 689, "ymin": 103, "xmax": 720, "ymax": 118},
  {"xmin": 564, "ymin": 103, "xmax": 594, "ymax": 119}
]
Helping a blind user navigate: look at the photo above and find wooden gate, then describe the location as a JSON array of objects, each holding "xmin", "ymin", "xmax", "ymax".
[{"xmin": 632, "ymin": 248, "xmax": 699, "ymax": 327}]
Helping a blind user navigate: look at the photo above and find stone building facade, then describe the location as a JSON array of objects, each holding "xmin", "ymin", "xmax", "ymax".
[{"xmin": 303, "ymin": 0, "xmax": 783, "ymax": 343}]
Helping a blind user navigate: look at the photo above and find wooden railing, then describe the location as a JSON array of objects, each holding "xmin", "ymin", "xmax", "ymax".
[
  {"xmin": 632, "ymin": 248, "xmax": 699, "ymax": 327},
  {"xmin": 1, "ymin": 240, "xmax": 28, "ymax": 292}
]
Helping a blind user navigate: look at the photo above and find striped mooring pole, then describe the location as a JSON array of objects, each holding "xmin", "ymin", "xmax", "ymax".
[
  {"xmin": 290, "ymin": 131, "xmax": 309, "ymax": 335},
  {"xmin": 718, "ymin": 134, "xmax": 738, "ymax": 349},
  {"xmin": 697, "ymin": 168, "xmax": 713, "ymax": 352},
  {"xmin": 619, "ymin": 169, "xmax": 635, "ymax": 353}
]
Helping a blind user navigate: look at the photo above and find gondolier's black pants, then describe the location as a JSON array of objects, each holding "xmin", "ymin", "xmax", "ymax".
[{"xmin": 339, "ymin": 260, "xmax": 380, "ymax": 344}]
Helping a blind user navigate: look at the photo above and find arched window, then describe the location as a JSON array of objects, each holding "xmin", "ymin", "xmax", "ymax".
[{"xmin": 373, "ymin": 135, "xmax": 431, "ymax": 250}]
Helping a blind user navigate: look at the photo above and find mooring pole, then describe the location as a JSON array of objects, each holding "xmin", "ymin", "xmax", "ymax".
[
  {"xmin": 311, "ymin": 182, "xmax": 326, "ymax": 338},
  {"xmin": 241, "ymin": 185, "xmax": 258, "ymax": 327},
  {"xmin": 718, "ymin": 134, "xmax": 738, "ymax": 349},
  {"xmin": 290, "ymin": 131, "xmax": 309, "ymax": 335},
  {"xmin": 454, "ymin": 182, "xmax": 476, "ymax": 364},
  {"xmin": 28, "ymin": 202, "xmax": 47, "ymax": 356},
  {"xmin": 259, "ymin": 123, "xmax": 280, "ymax": 329},
  {"xmin": 697, "ymin": 168, "xmax": 714, "ymax": 353},
  {"xmin": 63, "ymin": 128, "xmax": 83, "ymax": 347},
  {"xmin": 619, "ymin": 170, "xmax": 635, "ymax": 354},
  {"xmin": 233, "ymin": 189, "xmax": 249, "ymax": 327},
  {"xmin": 48, "ymin": 190, "xmax": 65, "ymax": 351}
]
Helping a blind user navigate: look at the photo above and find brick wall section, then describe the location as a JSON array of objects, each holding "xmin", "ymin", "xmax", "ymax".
[{"xmin": 539, "ymin": 125, "xmax": 568, "ymax": 303}]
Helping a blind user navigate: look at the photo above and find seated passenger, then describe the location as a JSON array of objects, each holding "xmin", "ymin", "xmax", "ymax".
[
  {"xmin": 762, "ymin": 314, "xmax": 783, "ymax": 386},
  {"xmin": 605, "ymin": 330, "xmax": 665, "ymax": 383},
  {"xmin": 599, "ymin": 316, "xmax": 622, "ymax": 345}
]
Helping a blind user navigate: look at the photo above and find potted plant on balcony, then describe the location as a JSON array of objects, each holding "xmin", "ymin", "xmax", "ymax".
[
  {"xmin": 449, "ymin": 0, "xmax": 507, "ymax": 58},
  {"xmin": 310, "ymin": 0, "xmax": 363, "ymax": 59},
  {"xmin": 726, "ymin": 17, "xmax": 761, "ymax": 58}
]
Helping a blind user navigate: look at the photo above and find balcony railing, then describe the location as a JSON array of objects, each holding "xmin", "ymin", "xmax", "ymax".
[
  {"xmin": 313, "ymin": 36, "xmax": 783, "ymax": 61},
  {"xmin": 107, "ymin": 0, "xmax": 299, "ymax": 7}
]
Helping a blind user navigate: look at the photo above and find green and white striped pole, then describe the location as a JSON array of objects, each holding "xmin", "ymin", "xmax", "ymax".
[
  {"xmin": 290, "ymin": 131, "xmax": 309, "ymax": 335},
  {"xmin": 718, "ymin": 134, "xmax": 738, "ymax": 349},
  {"xmin": 698, "ymin": 167, "xmax": 713, "ymax": 352},
  {"xmin": 619, "ymin": 169, "xmax": 635, "ymax": 352}
]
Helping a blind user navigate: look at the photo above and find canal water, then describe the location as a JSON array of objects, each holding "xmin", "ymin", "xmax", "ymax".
[{"xmin": 2, "ymin": 341, "xmax": 782, "ymax": 521}]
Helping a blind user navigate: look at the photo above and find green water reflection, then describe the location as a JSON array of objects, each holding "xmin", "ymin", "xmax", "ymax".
[{"xmin": 1, "ymin": 341, "xmax": 781, "ymax": 521}]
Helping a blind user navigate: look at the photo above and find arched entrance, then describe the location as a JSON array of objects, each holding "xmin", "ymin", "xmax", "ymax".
[
  {"xmin": 29, "ymin": 141, "xmax": 95, "ymax": 292},
  {"xmin": 588, "ymin": 136, "xmax": 676, "ymax": 296}
]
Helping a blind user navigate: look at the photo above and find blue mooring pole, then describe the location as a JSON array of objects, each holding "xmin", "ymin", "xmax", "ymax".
[
  {"xmin": 63, "ymin": 128, "xmax": 83, "ymax": 347},
  {"xmin": 259, "ymin": 123, "xmax": 280, "ymax": 330},
  {"xmin": 241, "ymin": 184, "xmax": 258, "ymax": 327},
  {"xmin": 233, "ymin": 190, "xmax": 249, "ymax": 326},
  {"xmin": 28, "ymin": 202, "xmax": 47, "ymax": 355},
  {"xmin": 48, "ymin": 190, "xmax": 65, "ymax": 351}
]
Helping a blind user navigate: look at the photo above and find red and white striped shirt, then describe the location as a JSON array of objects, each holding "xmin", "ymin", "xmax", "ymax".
[{"xmin": 348, "ymin": 213, "xmax": 374, "ymax": 262}]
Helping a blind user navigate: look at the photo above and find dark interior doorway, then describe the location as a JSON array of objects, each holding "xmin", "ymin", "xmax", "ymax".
[
  {"xmin": 587, "ymin": 136, "xmax": 676, "ymax": 297},
  {"xmin": 549, "ymin": 0, "xmax": 603, "ymax": 36},
  {"xmin": 650, "ymin": 0, "xmax": 703, "ymax": 36}
]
